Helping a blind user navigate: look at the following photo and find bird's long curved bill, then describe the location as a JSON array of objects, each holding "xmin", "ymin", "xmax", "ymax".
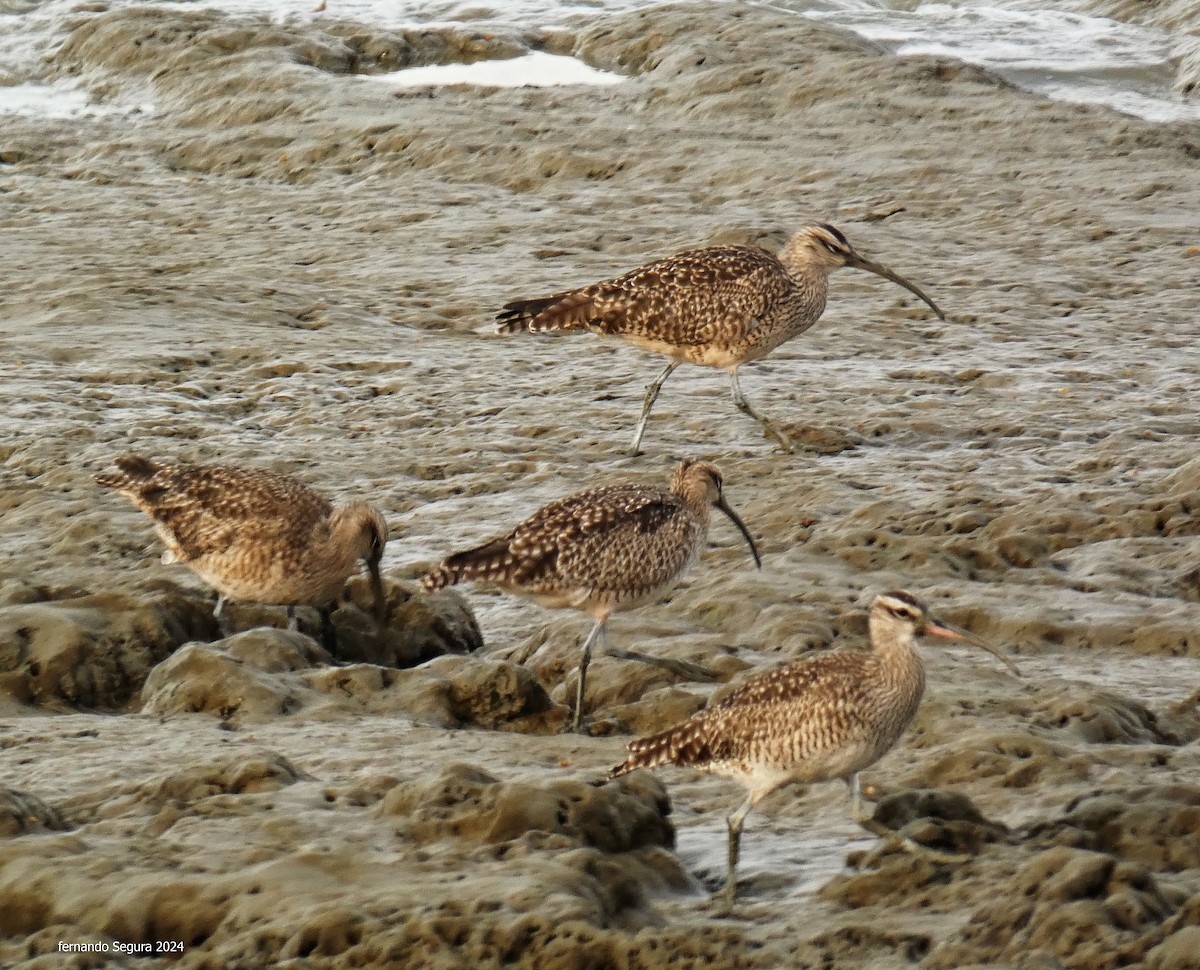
[
  {"xmin": 368, "ymin": 559, "xmax": 387, "ymax": 635},
  {"xmin": 926, "ymin": 619, "xmax": 1021, "ymax": 676},
  {"xmin": 716, "ymin": 497, "xmax": 762, "ymax": 569},
  {"xmin": 847, "ymin": 252, "xmax": 946, "ymax": 322}
]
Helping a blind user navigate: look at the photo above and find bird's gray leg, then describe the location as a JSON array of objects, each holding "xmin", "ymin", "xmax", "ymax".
[
  {"xmin": 213, "ymin": 595, "xmax": 231, "ymax": 638},
  {"xmin": 848, "ymin": 773, "xmax": 865, "ymax": 821},
  {"xmin": 572, "ymin": 617, "xmax": 607, "ymax": 732},
  {"xmin": 719, "ymin": 794, "xmax": 755, "ymax": 909},
  {"xmin": 629, "ymin": 361, "xmax": 680, "ymax": 457},
  {"xmin": 730, "ymin": 368, "xmax": 793, "ymax": 454},
  {"xmin": 848, "ymin": 774, "xmax": 969, "ymax": 864},
  {"xmin": 849, "ymin": 774, "xmax": 893, "ymax": 832},
  {"xmin": 286, "ymin": 605, "xmax": 300, "ymax": 632},
  {"xmin": 849, "ymin": 773, "xmax": 898, "ymax": 839}
]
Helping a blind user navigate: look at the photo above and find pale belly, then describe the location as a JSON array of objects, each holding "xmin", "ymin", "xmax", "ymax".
[
  {"xmin": 189, "ymin": 553, "xmax": 355, "ymax": 606},
  {"xmin": 708, "ymin": 740, "xmax": 891, "ymax": 795},
  {"xmin": 519, "ymin": 585, "xmax": 659, "ymax": 619},
  {"xmin": 618, "ymin": 334, "xmax": 799, "ymax": 371}
]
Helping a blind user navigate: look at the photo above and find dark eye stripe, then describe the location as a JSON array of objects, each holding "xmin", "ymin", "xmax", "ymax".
[{"xmin": 818, "ymin": 223, "xmax": 850, "ymax": 248}]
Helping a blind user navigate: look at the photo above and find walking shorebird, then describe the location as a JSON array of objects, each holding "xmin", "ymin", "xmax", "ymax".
[
  {"xmin": 96, "ymin": 455, "xmax": 389, "ymax": 647},
  {"xmin": 498, "ymin": 223, "xmax": 945, "ymax": 455},
  {"xmin": 609, "ymin": 590, "xmax": 1020, "ymax": 906},
  {"xmin": 421, "ymin": 459, "xmax": 761, "ymax": 730}
]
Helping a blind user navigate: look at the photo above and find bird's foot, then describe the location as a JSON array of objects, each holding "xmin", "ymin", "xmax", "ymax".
[
  {"xmin": 605, "ymin": 647, "xmax": 719, "ymax": 682},
  {"xmin": 766, "ymin": 428, "xmax": 795, "ymax": 454},
  {"xmin": 859, "ymin": 818, "xmax": 971, "ymax": 865},
  {"xmin": 711, "ymin": 879, "xmax": 738, "ymax": 915},
  {"xmin": 733, "ymin": 398, "xmax": 794, "ymax": 453}
]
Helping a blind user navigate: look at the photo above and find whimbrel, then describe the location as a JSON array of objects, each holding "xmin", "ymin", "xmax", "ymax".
[
  {"xmin": 421, "ymin": 459, "xmax": 761, "ymax": 730},
  {"xmin": 609, "ymin": 590, "xmax": 1019, "ymax": 905},
  {"xmin": 96, "ymin": 455, "xmax": 389, "ymax": 646},
  {"xmin": 498, "ymin": 223, "xmax": 945, "ymax": 455}
]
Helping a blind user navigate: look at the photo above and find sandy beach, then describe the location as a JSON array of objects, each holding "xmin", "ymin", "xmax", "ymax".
[{"xmin": 2, "ymin": 2, "xmax": 1200, "ymax": 967}]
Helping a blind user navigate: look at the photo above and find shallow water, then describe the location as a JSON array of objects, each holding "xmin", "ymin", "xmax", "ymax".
[
  {"xmin": 371, "ymin": 50, "xmax": 625, "ymax": 87},
  {"xmin": 1, "ymin": 0, "xmax": 1197, "ymax": 121},
  {"xmin": 786, "ymin": 0, "xmax": 1200, "ymax": 122}
]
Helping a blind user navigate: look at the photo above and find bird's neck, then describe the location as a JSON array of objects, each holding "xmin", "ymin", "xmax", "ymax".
[
  {"xmin": 667, "ymin": 472, "xmax": 714, "ymax": 523},
  {"xmin": 780, "ymin": 236, "xmax": 832, "ymax": 280},
  {"xmin": 327, "ymin": 503, "xmax": 370, "ymax": 562},
  {"xmin": 779, "ymin": 241, "xmax": 831, "ymax": 320},
  {"xmin": 868, "ymin": 620, "xmax": 927, "ymax": 689}
]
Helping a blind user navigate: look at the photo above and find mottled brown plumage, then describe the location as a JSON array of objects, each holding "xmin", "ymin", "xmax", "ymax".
[
  {"xmin": 499, "ymin": 224, "xmax": 945, "ymax": 455},
  {"xmin": 96, "ymin": 455, "xmax": 389, "ymax": 643},
  {"xmin": 422, "ymin": 459, "xmax": 761, "ymax": 730},
  {"xmin": 609, "ymin": 590, "xmax": 1019, "ymax": 905}
]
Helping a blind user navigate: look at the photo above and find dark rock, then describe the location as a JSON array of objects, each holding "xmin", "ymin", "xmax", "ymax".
[
  {"xmin": 426, "ymin": 655, "xmax": 565, "ymax": 733},
  {"xmin": 608, "ymin": 686, "xmax": 707, "ymax": 735},
  {"xmin": 1032, "ymin": 687, "xmax": 1187, "ymax": 745},
  {"xmin": 0, "ymin": 786, "xmax": 69, "ymax": 837},
  {"xmin": 336, "ymin": 577, "xmax": 483, "ymax": 666},
  {"xmin": 873, "ymin": 787, "xmax": 1010, "ymax": 854},
  {"xmin": 0, "ymin": 592, "xmax": 206, "ymax": 710},
  {"xmin": 378, "ymin": 763, "xmax": 674, "ymax": 855},
  {"xmin": 221, "ymin": 627, "xmax": 331, "ymax": 672},
  {"xmin": 925, "ymin": 846, "xmax": 1176, "ymax": 969},
  {"xmin": 1032, "ymin": 785, "xmax": 1200, "ymax": 871},
  {"xmin": 1145, "ymin": 926, "xmax": 1200, "ymax": 970},
  {"xmin": 141, "ymin": 642, "xmax": 306, "ymax": 722}
]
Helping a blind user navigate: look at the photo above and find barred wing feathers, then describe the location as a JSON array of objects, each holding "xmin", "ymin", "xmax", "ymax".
[
  {"xmin": 610, "ymin": 651, "xmax": 882, "ymax": 776},
  {"xmin": 497, "ymin": 246, "xmax": 791, "ymax": 347},
  {"xmin": 422, "ymin": 485, "xmax": 697, "ymax": 594},
  {"xmin": 96, "ymin": 456, "xmax": 332, "ymax": 563}
]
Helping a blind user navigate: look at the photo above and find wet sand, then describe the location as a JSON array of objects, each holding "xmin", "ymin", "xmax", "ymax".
[{"xmin": 2, "ymin": 2, "xmax": 1200, "ymax": 967}]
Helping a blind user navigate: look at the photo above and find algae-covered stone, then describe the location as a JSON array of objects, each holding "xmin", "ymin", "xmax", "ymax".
[
  {"xmin": 0, "ymin": 786, "xmax": 69, "ymax": 837},
  {"xmin": 0, "ymin": 592, "xmax": 207, "ymax": 710},
  {"xmin": 141, "ymin": 642, "xmax": 307, "ymax": 722}
]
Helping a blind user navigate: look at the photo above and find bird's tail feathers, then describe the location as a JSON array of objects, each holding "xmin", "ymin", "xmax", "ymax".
[
  {"xmin": 420, "ymin": 538, "xmax": 515, "ymax": 592},
  {"xmin": 95, "ymin": 454, "xmax": 164, "ymax": 491},
  {"xmin": 496, "ymin": 291, "xmax": 597, "ymax": 335},
  {"xmin": 608, "ymin": 720, "xmax": 710, "ymax": 779}
]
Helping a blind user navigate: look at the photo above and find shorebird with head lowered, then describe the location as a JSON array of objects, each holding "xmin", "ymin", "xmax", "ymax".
[
  {"xmin": 498, "ymin": 223, "xmax": 945, "ymax": 455},
  {"xmin": 609, "ymin": 590, "xmax": 1020, "ymax": 907},
  {"xmin": 421, "ymin": 459, "xmax": 761, "ymax": 731},
  {"xmin": 96, "ymin": 456, "xmax": 389, "ymax": 649}
]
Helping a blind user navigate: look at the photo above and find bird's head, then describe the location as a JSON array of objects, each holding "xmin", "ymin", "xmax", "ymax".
[
  {"xmin": 783, "ymin": 223, "xmax": 946, "ymax": 321},
  {"xmin": 336, "ymin": 502, "xmax": 390, "ymax": 629},
  {"xmin": 672, "ymin": 459, "xmax": 761, "ymax": 568},
  {"xmin": 870, "ymin": 590, "xmax": 1020, "ymax": 674},
  {"xmin": 784, "ymin": 223, "xmax": 857, "ymax": 274}
]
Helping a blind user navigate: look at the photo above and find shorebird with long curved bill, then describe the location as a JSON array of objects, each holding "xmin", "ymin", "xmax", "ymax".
[
  {"xmin": 421, "ymin": 459, "xmax": 761, "ymax": 731},
  {"xmin": 609, "ymin": 590, "xmax": 1020, "ymax": 907},
  {"xmin": 96, "ymin": 456, "xmax": 389, "ymax": 649},
  {"xmin": 498, "ymin": 223, "xmax": 945, "ymax": 455}
]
